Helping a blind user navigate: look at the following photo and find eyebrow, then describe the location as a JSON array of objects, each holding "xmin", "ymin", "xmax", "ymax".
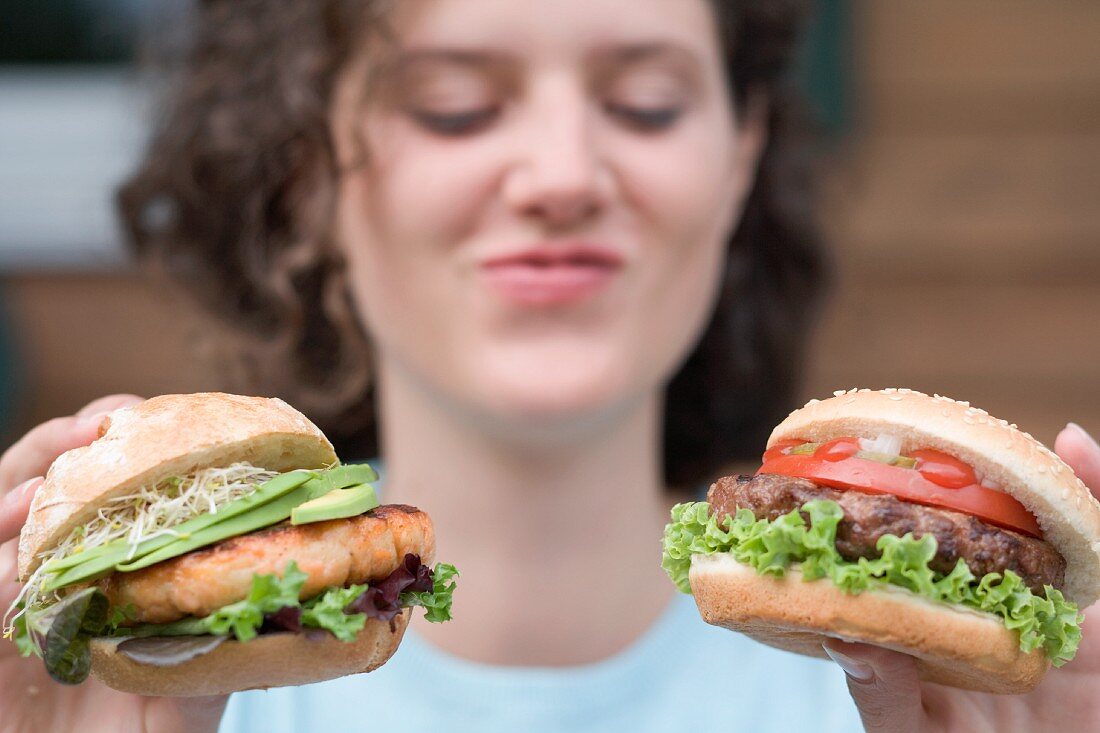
[
  {"xmin": 366, "ymin": 41, "xmax": 704, "ymax": 101},
  {"xmin": 366, "ymin": 48, "xmax": 518, "ymax": 103},
  {"xmin": 381, "ymin": 42, "xmax": 699, "ymax": 71},
  {"xmin": 381, "ymin": 48, "xmax": 516, "ymax": 72}
]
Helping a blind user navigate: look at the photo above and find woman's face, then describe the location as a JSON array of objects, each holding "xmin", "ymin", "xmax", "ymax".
[{"xmin": 332, "ymin": 0, "xmax": 762, "ymax": 431}]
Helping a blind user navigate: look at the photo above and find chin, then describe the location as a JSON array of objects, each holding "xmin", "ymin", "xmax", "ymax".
[{"xmin": 472, "ymin": 342, "xmax": 642, "ymax": 425}]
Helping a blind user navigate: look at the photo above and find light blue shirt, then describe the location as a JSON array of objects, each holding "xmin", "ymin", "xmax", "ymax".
[{"xmin": 220, "ymin": 593, "xmax": 863, "ymax": 732}]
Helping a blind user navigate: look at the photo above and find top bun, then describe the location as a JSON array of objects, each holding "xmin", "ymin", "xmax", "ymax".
[
  {"xmin": 768, "ymin": 388, "xmax": 1100, "ymax": 607},
  {"xmin": 18, "ymin": 393, "xmax": 336, "ymax": 580}
]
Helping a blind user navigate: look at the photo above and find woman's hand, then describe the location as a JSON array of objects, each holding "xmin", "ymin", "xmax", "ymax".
[
  {"xmin": 825, "ymin": 422, "xmax": 1100, "ymax": 733},
  {"xmin": 0, "ymin": 395, "xmax": 228, "ymax": 733}
]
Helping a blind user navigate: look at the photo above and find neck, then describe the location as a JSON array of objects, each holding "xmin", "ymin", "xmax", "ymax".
[{"xmin": 375, "ymin": 360, "xmax": 676, "ymax": 665}]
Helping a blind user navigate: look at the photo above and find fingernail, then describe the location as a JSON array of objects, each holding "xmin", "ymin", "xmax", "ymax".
[
  {"xmin": 4, "ymin": 477, "xmax": 41, "ymax": 503},
  {"xmin": 1067, "ymin": 423, "xmax": 1100, "ymax": 451},
  {"xmin": 77, "ymin": 411, "xmax": 109, "ymax": 429},
  {"xmin": 824, "ymin": 644, "xmax": 874, "ymax": 682}
]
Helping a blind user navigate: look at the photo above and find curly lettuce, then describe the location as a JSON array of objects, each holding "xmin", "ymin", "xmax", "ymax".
[
  {"xmin": 662, "ymin": 499, "xmax": 1083, "ymax": 666},
  {"xmin": 405, "ymin": 563, "xmax": 459, "ymax": 623}
]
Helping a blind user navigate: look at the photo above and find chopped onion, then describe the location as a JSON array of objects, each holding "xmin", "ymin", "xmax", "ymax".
[{"xmin": 859, "ymin": 433, "xmax": 903, "ymax": 458}]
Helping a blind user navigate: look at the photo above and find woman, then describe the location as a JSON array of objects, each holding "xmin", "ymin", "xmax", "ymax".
[{"xmin": 1, "ymin": 1, "xmax": 1098, "ymax": 731}]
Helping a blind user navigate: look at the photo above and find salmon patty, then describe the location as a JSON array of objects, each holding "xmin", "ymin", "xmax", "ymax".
[{"xmin": 103, "ymin": 505, "xmax": 435, "ymax": 624}]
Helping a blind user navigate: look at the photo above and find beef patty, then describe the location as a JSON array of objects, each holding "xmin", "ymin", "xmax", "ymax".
[{"xmin": 707, "ymin": 473, "xmax": 1065, "ymax": 593}]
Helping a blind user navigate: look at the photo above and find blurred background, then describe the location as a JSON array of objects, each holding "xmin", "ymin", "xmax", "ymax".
[{"xmin": 0, "ymin": 1, "xmax": 1097, "ymax": 451}]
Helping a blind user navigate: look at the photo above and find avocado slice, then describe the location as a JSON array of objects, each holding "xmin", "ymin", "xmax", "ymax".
[
  {"xmin": 112, "ymin": 483, "xmax": 316, "ymax": 573},
  {"xmin": 291, "ymin": 484, "xmax": 379, "ymax": 525},
  {"xmin": 46, "ymin": 465, "xmax": 378, "ymax": 588},
  {"xmin": 45, "ymin": 469, "xmax": 324, "ymax": 576}
]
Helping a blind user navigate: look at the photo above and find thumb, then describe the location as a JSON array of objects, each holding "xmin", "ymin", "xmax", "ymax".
[
  {"xmin": 0, "ymin": 477, "xmax": 41, "ymax": 542},
  {"xmin": 823, "ymin": 639, "xmax": 926, "ymax": 733},
  {"xmin": 1054, "ymin": 423, "xmax": 1100, "ymax": 500},
  {"xmin": 142, "ymin": 695, "xmax": 230, "ymax": 733}
]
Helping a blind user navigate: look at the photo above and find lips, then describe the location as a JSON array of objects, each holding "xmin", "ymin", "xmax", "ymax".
[{"xmin": 479, "ymin": 244, "xmax": 625, "ymax": 306}]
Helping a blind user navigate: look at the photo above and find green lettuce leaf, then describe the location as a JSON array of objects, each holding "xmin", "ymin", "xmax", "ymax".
[
  {"xmin": 204, "ymin": 561, "xmax": 309, "ymax": 642},
  {"xmin": 402, "ymin": 563, "xmax": 459, "ymax": 623},
  {"xmin": 301, "ymin": 584, "xmax": 368, "ymax": 641},
  {"xmin": 662, "ymin": 500, "xmax": 1084, "ymax": 665}
]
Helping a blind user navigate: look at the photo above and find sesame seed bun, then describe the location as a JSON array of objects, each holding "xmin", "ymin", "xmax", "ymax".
[{"xmin": 768, "ymin": 388, "xmax": 1100, "ymax": 607}]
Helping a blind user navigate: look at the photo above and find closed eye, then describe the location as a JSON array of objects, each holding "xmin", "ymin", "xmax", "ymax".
[
  {"xmin": 604, "ymin": 102, "xmax": 683, "ymax": 132},
  {"xmin": 409, "ymin": 107, "xmax": 500, "ymax": 136}
]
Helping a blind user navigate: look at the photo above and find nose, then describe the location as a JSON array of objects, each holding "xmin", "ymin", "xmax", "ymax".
[{"xmin": 502, "ymin": 82, "xmax": 610, "ymax": 228}]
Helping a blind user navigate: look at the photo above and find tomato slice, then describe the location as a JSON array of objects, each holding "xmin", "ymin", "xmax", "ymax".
[
  {"xmin": 757, "ymin": 444, "xmax": 1041, "ymax": 538},
  {"xmin": 816, "ymin": 438, "xmax": 861, "ymax": 462},
  {"xmin": 762, "ymin": 439, "xmax": 804, "ymax": 463},
  {"xmin": 910, "ymin": 448, "xmax": 978, "ymax": 489}
]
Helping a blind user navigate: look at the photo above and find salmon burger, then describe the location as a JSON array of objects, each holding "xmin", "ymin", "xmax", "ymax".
[{"xmin": 4, "ymin": 393, "xmax": 457, "ymax": 695}]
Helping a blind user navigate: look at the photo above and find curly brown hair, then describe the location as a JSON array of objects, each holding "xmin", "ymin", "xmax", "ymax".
[{"xmin": 119, "ymin": 0, "xmax": 826, "ymax": 489}]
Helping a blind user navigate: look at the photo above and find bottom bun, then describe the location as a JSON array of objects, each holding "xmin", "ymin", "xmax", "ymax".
[
  {"xmin": 89, "ymin": 611, "xmax": 410, "ymax": 696},
  {"xmin": 689, "ymin": 554, "xmax": 1048, "ymax": 694}
]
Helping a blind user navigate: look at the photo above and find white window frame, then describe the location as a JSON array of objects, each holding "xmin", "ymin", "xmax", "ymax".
[{"xmin": 0, "ymin": 67, "xmax": 146, "ymax": 270}]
